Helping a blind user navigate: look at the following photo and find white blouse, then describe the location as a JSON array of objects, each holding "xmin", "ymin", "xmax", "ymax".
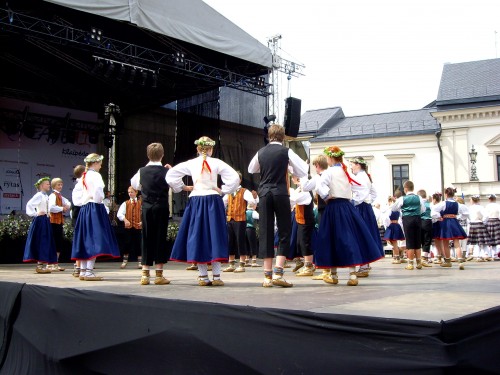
[
  {"xmin": 317, "ymin": 165, "xmax": 352, "ymax": 200},
  {"xmin": 73, "ymin": 169, "xmax": 105, "ymax": 205},
  {"xmin": 26, "ymin": 191, "xmax": 49, "ymax": 217},
  {"xmin": 167, "ymin": 156, "xmax": 239, "ymax": 197}
]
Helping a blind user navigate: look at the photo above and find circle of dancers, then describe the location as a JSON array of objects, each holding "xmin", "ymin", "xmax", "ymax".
[{"xmin": 21, "ymin": 124, "xmax": 500, "ymax": 286}]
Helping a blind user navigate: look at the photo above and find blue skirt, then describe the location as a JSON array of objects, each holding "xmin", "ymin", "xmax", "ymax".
[
  {"xmin": 23, "ymin": 215, "xmax": 57, "ymax": 263},
  {"xmin": 355, "ymin": 202, "xmax": 384, "ymax": 257},
  {"xmin": 383, "ymin": 223, "xmax": 405, "ymax": 241},
  {"xmin": 315, "ymin": 199, "xmax": 384, "ymax": 268},
  {"xmin": 432, "ymin": 221, "xmax": 441, "ymax": 239},
  {"xmin": 439, "ymin": 218, "xmax": 467, "ymax": 240},
  {"xmin": 71, "ymin": 202, "xmax": 120, "ymax": 260},
  {"xmin": 171, "ymin": 195, "xmax": 228, "ymax": 264}
]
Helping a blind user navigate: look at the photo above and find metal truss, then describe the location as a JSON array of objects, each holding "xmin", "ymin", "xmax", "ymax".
[{"xmin": 0, "ymin": 7, "xmax": 271, "ymax": 97}]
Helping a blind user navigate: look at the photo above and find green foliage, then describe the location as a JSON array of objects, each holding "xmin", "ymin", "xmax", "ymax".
[
  {"xmin": 167, "ymin": 221, "xmax": 180, "ymax": 242},
  {"xmin": 63, "ymin": 220, "xmax": 74, "ymax": 241},
  {"xmin": 0, "ymin": 215, "xmax": 31, "ymax": 241}
]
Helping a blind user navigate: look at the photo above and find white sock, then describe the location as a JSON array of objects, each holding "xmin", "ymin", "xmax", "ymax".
[
  {"xmin": 211, "ymin": 262, "xmax": 221, "ymax": 275},
  {"xmin": 197, "ymin": 264, "xmax": 208, "ymax": 278}
]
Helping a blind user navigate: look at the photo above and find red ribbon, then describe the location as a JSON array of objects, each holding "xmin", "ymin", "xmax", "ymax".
[
  {"xmin": 341, "ymin": 163, "xmax": 361, "ymax": 186},
  {"xmin": 201, "ymin": 159, "xmax": 212, "ymax": 174},
  {"xmin": 82, "ymin": 171, "xmax": 87, "ymax": 190}
]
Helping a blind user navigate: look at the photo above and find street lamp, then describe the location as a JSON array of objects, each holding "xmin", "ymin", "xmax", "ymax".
[{"xmin": 469, "ymin": 145, "xmax": 478, "ymax": 181}]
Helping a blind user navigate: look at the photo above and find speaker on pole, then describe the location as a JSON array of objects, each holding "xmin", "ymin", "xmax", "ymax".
[{"xmin": 284, "ymin": 97, "xmax": 301, "ymax": 138}]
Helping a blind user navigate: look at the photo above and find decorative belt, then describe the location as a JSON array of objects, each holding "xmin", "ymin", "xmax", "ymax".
[
  {"xmin": 443, "ymin": 214, "xmax": 457, "ymax": 219},
  {"xmin": 390, "ymin": 220, "xmax": 399, "ymax": 224}
]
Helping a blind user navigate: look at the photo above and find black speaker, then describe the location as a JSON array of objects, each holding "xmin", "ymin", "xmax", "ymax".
[{"xmin": 284, "ymin": 97, "xmax": 301, "ymax": 138}]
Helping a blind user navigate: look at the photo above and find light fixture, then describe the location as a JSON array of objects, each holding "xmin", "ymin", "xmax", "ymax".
[
  {"xmin": 263, "ymin": 115, "xmax": 276, "ymax": 124},
  {"xmin": 140, "ymin": 70, "xmax": 148, "ymax": 86},
  {"xmin": 90, "ymin": 27, "xmax": 102, "ymax": 42},
  {"xmin": 104, "ymin": 62, "xmax": 115, "ymax": 78},
  {"xmin": 88, "ymin": 130, "xmax": 99, "ymax": 145},
  {"xmin": 116, "ymin": 65, "xmax": 126, "ymax": 81},
  {"xmin": 151, "ymin": 73, "xmax": 157, "ymax": 88},
  {"xmin": 128, "ymin": 68, "xmax": 136, "ymax": 84},
  {"xmin": 104, "ymin": 133, "xmax": 114, "ymax": 148},
  {"xmin": 174, "ymin": 52, "xmax": 185, "ymax": 67},
  {"xmin": 469, "ymin": 145, "xmax": 478, "ymax": 181}
]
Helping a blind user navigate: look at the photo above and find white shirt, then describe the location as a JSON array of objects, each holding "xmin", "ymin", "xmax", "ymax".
[
  {"xmin": 468, "ymin": 204, "xmax": 486, "ymax": 223},
  {"xmin": 317, "ymin": 165, "xmax": 352, "ymax": 200},
  {"xmin": 26, "ymin": 191, "xmax": 49, "ymax": 217},
  {"xmin": 72, "ymin": 178, "xmax": 84, "ymax": 207},
  {"xmin": 247, "ymin": 142, "xmax": 308, "ymax": 179},
  {"xmin": 222, "ymin": 186, "xmax": 259, "ymax": 207},
  {"xmin": 392, "ymin": 192, "xmax": 426, "ymax": 214},
  {"xmin": 48, "ymin": 190, "xmax": 71, "ymax": 214},
  {"xmin": 130, "ymin": 161, "xmax": 165, "ymax": 191},
  {"xmin": 431, "ymin": 199, "xmax": 468, "ymax": 218},
  {"xmin": 167, "ymin": 156, "xmax": 239, "ymax": 196},
  {"xmin": 74, "ymin": 169, "xmax": 105, "ymax": 205},
  {"xmin": 485, "ymin": 202, "xmax": 500, "ymax": 220},
  {"xmin": 290, "ymin": 180, "xmax": 313, "ymax": 207},
  {"xmin": 117, "ymin": 198, "xmax": 139, "ymax": 221},
  {"xmin": 351, "ymin": 170, "xmax": 376, "ymax": 205}
]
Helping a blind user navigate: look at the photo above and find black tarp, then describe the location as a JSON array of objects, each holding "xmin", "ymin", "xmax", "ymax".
[{"xmin": 0, "ymin": 281, "xmax": 499, "ymax": 374}]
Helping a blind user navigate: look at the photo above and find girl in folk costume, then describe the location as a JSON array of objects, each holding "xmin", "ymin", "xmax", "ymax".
[
  {"xmin": 383, "ymin": 196, "xmax": 406, "ymax": 264},
  {"xmin": 430, "ymin": 192, "xmax": 445, "ymax": 264},
  {"xmin": 485, "ymin": 194, "xmax": 500, "ymax": 260},
  {"xmin": 23, "ymin": 177, "xmax": 58, "ymax": 273},
  {"xmin": 117, "ymin": 186, "xmax": 143, "ymax": 269},
  {"xmin": 431, "ymin": 187, "xmax": 468, "ymax": 268},
  {"xmin": 70, "ymin": 165, "xmax": 85, "ymax": 277},
  {"xmin": 467, "ymin": 195, "xmax": 492, "ymax": 262},
  {"xmin": 222, "ymin": 171, "xmax": 259, "ymax": 273},
  {"xmin": 316, "ymin": 146, "xmax": 383, "ymax": 286},
  {"xmin": 71, "ymin": 154, "xmax": 121, "ymax": 281},
  {"xmin": 349, "ymin": 156, "xmax": 384, "ymax": 277},
  {"xmin": 167, "ymin": 136, "xmax": 239, "ymax": 286},
  {"xmin": 48, "ymin": 177, "xmax": 71, "ymax": 271}
]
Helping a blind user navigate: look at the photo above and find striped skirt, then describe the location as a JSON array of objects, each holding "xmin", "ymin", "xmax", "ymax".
[
  {"xmin": 486, "ymin": 218, "xmax": 500, "ymax": 246},
  {"xmin": 467, "ymin": 222, "xmax": 492, "ymax": 246}
]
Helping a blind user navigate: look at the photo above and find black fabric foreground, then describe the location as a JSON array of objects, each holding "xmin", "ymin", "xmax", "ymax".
[{"xmin": 0, "ymin": 282, "xmax": 498, "ymax": 374}]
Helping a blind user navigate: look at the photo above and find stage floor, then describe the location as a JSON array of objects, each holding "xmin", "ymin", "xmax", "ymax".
[{"xmin": 1, "ymin": 256, "xmax": 499, "ymax": 322}]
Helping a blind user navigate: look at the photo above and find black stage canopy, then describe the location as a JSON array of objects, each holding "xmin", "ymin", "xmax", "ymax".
[{"xmin": 0, "ymin": 0, "xmax": 271, "ymax": 115}]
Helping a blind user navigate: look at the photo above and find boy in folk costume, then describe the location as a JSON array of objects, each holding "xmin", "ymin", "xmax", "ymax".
[
  {"xmin": 245, "ymin": 201, "xmax": 260, "ymax": 267},
  {"xmin": 131, "ymin": 143, "xmax": 172, "ymax": 285},
  {"xmin": 117, "ymin": 186, "xmax": 143, "ymax": 269},
  {"xmin": 71, "ymin": 154, "xmax": 121, "ymax": 280},
  {"xmin": 23, "ymin": 177, "xmax": 58, "ymax": 273},
  {"xmin": 248, "ymin": 124, "xmax": 308, "ymax": 288},
  {"xmin": 391, "ymin": 180, "xmax": 426, "ymax": 270},
  {"xmin": 222, "ymin": 171, "xmax": 259, "ymax": 273},
  {"xmin": 417, "ymin": 189, "xmax": 433, "ymax": 267},
  {"xmin": 167, "ymin": 136, "xmax": 239, "ymax": 286},
  {"xmin": 289, "ymin": 175, "xmax": 316, "ymax": 277},
  {"xmin": 48, "ymin": 177, "xmax": 71, "ymax": 271}
]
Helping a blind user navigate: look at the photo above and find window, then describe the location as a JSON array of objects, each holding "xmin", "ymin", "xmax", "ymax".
[
  {"xmin": 497, "ymin": 155, "xmax": 500, "ymax": 181},
  {"xmin": 392, "ymin": 164, "xmax": 409, "ymax": 194}
]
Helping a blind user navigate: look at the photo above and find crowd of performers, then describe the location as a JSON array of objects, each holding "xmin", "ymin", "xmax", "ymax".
[{"xmin": 22, "ymin": 123, "xmax": 500, "ymax": 286}]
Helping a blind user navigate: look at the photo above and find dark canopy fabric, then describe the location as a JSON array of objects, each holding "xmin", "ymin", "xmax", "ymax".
[{"xmin": 0, "ymin": 281, "xmax": 498, "ymax": 374}]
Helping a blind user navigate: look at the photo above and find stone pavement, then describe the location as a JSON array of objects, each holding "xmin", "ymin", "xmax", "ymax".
[{"xmin": 1, "ymin": 256, "xmax": 499, "ymax": 322}]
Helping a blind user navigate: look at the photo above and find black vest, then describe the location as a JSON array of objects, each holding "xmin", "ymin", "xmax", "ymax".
[
  {"xmin": 139, "ymin": 165, "xmax": 169, "ymax": 204},
  {"xmin": 257, "ymin": 144, "xmax": 289, "ymax": 197}
]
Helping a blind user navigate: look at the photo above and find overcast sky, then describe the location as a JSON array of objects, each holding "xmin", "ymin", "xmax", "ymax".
[{"xmin": 203, "ymin": 0, "xmax": 500, "ymax": 119}]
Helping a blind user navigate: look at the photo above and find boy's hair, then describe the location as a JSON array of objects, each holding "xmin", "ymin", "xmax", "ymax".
[
  {"xmin": 267, "ymin": 124, "xmax": 285, "ymax": 143},
  {"xmin": 73, "ymin": 165, "xmax": 85, "ymax": 178},
  {"xmin": 417, "ymin": 189, "xmax": 426, "ymax": 199},
  {"xmin": 403, "ymin": 180, "xmax": 414, "ymax": 191},
  {"xmin": 51, "ymin": 178, "xmax": 63, "ymax": 189},
  {"xmin": 312, "ymin": 154, "xmax": 328, "ymax": 170},
  {"xmin": 146, "ymin": 143, "xmax": 164, "ymax": 162}
]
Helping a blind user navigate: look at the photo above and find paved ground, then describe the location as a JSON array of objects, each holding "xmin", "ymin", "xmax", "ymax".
[{"xmin": 1, "ymin": 256, "xmax": 499, "ymax": 322}]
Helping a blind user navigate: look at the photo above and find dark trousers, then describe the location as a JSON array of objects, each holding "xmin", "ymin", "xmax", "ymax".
[
  {"xmin": 258, "ymin": 192, "xmax": 291, "ymax": 258},
  {"xmin": 402, "ymin": 215, "xmax": 422, "ymax": 250},
  {"xmin": 123, "ymin": 228, "xmax": 142, "ymax": 260},
  {"xmin": 141, "ymin": 201, "xmax": 170, "ymax": 266},
  {"xmin": 51, "ymin": 223, "xmax": 64, "ymax": 253},
  {"xmin": 297, "ymin": 223, "xmax": 314, "ymax": 257},
  {"xmin": 421, "ymin": 219, "xmax": 433, "ymax": 252},
  {"xmin": 246, "ymin": 227, "xmax": 258, "ymax": 257},
  {"xmin": 228, "ymin": 220, "xmax": 248, "ymax": 256}
]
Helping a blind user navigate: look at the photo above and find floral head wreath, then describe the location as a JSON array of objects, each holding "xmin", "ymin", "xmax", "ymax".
[
  {"xmin": 471, "ymin": 194, "xmax": 481, "ymax": 199},
  {"xmin": 194, "ymin": 139, "xmax": 215, "ymax": 147},
  {"xmin": 323, "ymin": 147, "xmax": 345, "ymax": 158},
  {"xmin": 34, "ymin": 176, "xmax": 50, "ymax": 188},
  {"xmin": 84, "ymin": 154, "xmax": 104, "ymax": 163},
  {"xmin": 350, "ymin": 157, "xmax": 367, "ymax": 165}
]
